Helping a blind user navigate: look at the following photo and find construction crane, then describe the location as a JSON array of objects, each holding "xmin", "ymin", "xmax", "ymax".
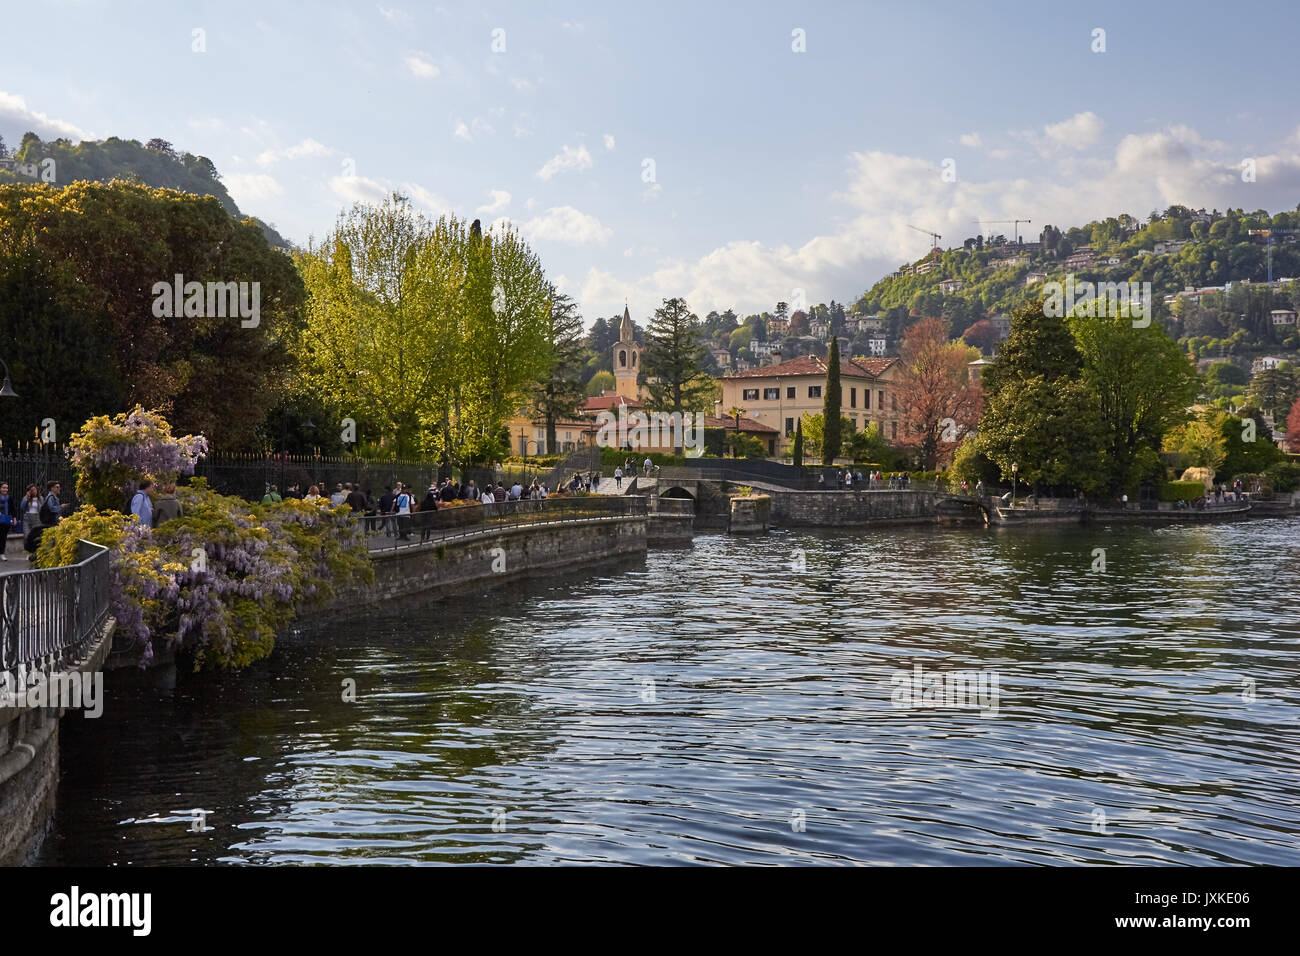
[
  {"xmin": 1247, "ymin": 228, "xmax": 1300, "ymax": 282},
  {"xmin": 907, "ymin": 224, "xmax": 942, "ymax": 252},
  {"xmin": 973, "ymin": 218, "xmax": 1033, "ymax": 244}
]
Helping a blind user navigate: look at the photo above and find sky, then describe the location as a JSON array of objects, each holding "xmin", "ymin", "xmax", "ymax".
[{"xmin": 4, "ymin": 0, "xmax": 1300, "ymax": 325}]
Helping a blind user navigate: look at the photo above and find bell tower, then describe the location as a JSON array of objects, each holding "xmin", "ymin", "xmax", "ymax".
[{"xmin": 613, "ymin": 304, "xmax": 642, "ymax": 400}]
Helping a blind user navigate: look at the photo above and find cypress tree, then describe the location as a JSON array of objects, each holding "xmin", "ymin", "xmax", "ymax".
[
  {"xmin": 821, "ymin": 336, "xmax": 842, "ymax": 465},
  {"xmin": 792, "ymin": 416, "xmax": 804, "ymax": 468}
]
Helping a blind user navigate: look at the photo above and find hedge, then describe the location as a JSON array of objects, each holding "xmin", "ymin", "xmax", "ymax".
[{"xmin": 1159, "ymin": 480, "xmax": 1205, "ymax": 502}]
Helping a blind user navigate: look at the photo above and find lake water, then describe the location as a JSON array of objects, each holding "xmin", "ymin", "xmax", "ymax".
[{"xmin": 41, "ymin": 518, "xmax": 1300, "ymax": 865}]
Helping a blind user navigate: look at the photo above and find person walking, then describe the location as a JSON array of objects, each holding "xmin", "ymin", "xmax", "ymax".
[
  {"xmin": 644, "ymin": 457, "xmax": 653, "ymax": 477},
  {"xmin": 614, "ymin": 465, "xmax": 623, "ymax": 490},
  {"xmin": 305, "ymin": 484, "xmax": 322, "ymax": 502},
  {"xmin": 153, "ymin": 482, "xmax": 183, "ymax": 526},
  {"xmin": 128, "ymin": 479, "xmax": 155, "ymax": 528},
  {"xmin": 0, "ymin": 482, "xmax": 17, "ymax": 560},
  {"xmin": 22, "ymin": 484, "xmax": 41, "ymax": 527},
  {"xmin": 419, "ymin": 485, "xmax": 438, "ymax": 542},
  {"xmin": 346, "ymin": 483, "xmax": 367, "ymax": 513},
  {"xmin": 330, "ymin": 483, "xmax": 347, "ymax": 507},
  {"xmin": 394, "ymin": 483, "xmax": 413, "ymax": 540},
  {"xmin": 261, "ymin": 484, "xmax": 282, "ymax": 504}
]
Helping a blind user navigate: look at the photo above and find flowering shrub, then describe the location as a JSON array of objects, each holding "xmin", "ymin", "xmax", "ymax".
[
  {"xmin": 39, "ymin": 479, "xmax": 373, "ymax": 670},
  {"xmin": 68, "ymin": 406, "xmax": 208, "ymax": 510}
]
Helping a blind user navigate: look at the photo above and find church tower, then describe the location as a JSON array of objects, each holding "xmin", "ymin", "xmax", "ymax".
[{"xmin": 613, "ymin": 304, "xmax": 642, "ymax": 401}]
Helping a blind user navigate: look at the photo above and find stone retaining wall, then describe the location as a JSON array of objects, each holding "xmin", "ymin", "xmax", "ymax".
[
  {"xmin": 316, "ymin": 515, "xmax": 648, "ymax": 610},
  {"xmin": 768, "ymin": 489, "xmax": 937, "ymax": 527}
]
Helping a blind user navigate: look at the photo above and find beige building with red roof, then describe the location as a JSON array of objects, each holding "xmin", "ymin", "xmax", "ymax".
[{"xmin": 718, "ymin": 354, "xmax": 902, "ymax": 454}]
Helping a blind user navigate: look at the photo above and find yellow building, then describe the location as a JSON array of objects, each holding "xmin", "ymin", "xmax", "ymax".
[
  {"xmin": 718, "ymin": 354, "xmax": 901, "ymax": 455},
  {"xmin": 612, "ymin": 305, "xmax": 644, "ymax": 401}
]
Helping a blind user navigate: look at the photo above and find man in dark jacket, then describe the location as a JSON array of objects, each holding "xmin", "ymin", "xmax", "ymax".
[
  {"xmin": 346, "ymin": 485, "xmax": 367, "ymax": 513},
  {"xmin": 378, "ymin": 486, "xmax": 396, "ymax": 536}
]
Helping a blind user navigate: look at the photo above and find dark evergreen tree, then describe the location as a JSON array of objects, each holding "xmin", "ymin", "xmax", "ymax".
[{"xmin": 821, "ymin": 335, "xmax": 843, "ymax": 465}]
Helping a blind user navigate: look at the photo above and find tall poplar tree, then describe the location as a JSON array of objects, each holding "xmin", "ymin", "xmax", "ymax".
[{"xmin": 821, "ymin": 336, "xmax": 843, "ymax": 465}]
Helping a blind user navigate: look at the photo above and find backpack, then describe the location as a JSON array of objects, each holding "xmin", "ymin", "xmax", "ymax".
[{"xmin": 39, "ymin": 496, "xmax": 56, "ymax": 525}]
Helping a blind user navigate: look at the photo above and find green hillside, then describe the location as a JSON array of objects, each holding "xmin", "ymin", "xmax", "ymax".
[
  {"xmin": 855, "ymin": 205, "xmax": 1300, "ymax": 358},
  {"xmin": 0, "ymin": 131, "xmax": 290, "ymax": 250}
]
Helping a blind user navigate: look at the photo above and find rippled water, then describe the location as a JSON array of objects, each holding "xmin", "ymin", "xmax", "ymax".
[{"xmin": 42, "ymin": 518, "xmax": 1300, "ymax": 865}]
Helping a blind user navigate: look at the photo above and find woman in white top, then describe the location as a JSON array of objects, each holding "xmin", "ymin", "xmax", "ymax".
[
  {"xmin": 480, "ymin": 487, "xmax": 495, "ymax": 504},
  {"xmin": 304, "ymin": 484, "xmax": 322, "ymax": 501}
]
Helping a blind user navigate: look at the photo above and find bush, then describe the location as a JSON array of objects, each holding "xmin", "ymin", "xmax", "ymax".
[
  {"xmin": 1159, "ymin": 480, "xmax": 1205, "ymax": 502},
  {"xmin": 39, "ymin": 478, "xmax": 372, "ymax": 670},
  {"xmin": 599, "ymin": 447, "xmax": 687, "ymax": 467},
  {"xmin": 1264, "ymin": 461, "xmax": 1300, "ymax": 493},
  {"xmin": 502, "ymin": 455, "xmax": 563, "ymax": 469}
]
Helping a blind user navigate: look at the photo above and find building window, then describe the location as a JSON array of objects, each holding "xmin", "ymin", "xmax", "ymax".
[
  {"xmin": 878, "ymin": 389, "xmax": 884, "ymax": 409},
  {"xmin": 891, "ymin": 395, "xmax": 898, "ymax": 413},
  {"xmin": 786, "ymin": 386, "xmax": 796, "ymax": 399},
  {"xmin": 850, "ymin": 387, "xmax": 857, "ymax": 408},
  {"xmin": 619, "ymin": 349, "xmax": 627, "ymax": 368},
  {"xmin": 890, "ymin": 421, "xmax": 897, "ymax": 440},
  {"xmin": 865, "ymin": 390, "xmax": 871, "ymax": 410},
  {"xmin": 785, "ymin": 417, "xmax": 794, "ymax": 436},
  {"xmin": 743, "ymin": 388, "xmax": 759, "ymax": 401},
  {"xmin": 808, "ymin": 385, "xmax": 822, "ymax": 398},
  {"xmin": 763, "ymin": 387, "xmax": 779, "ymax": 400},
  {"xmin": 850, "ymin": 414, "xmax": 858, "ymax": 428}
]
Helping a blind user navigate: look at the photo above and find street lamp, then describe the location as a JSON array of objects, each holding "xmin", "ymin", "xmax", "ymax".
[
  {"xmin": 1011, "ymin": 462, "xmax": 1019, "ymax": 506},
  {"xmin": 0, "ymin": 358, "xmax": 17, "ymax": 398}
]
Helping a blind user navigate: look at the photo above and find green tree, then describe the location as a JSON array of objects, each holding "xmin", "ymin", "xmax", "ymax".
[
  {"xmin": 531, "ymin": 287, "xmax": 586, "ymax": 453},
  {"xmin": 585, "ymin": 370, "xmax": 616, "ymax": 396},
  {"xmin": 1163, "ymin": 417, "xmax": 1227, "ymax": 472},
  {"xmin": 976, "ymin": 301, "xmax": 1104, "ymax": 493},
  {"xmin": 1070, "ymin": 311, "xmax": 1199, "ymax": 492},
  {"xmin": 0, "ymin": 179, "xmax": 302, "ymax": 447},
  {"xmin": 822, "ymin": 336, "xmax": 843, "ymax": 464},
  {"xmin": 643, "ymin": 297, "xmax": 711, "ymax": 413},
  {"xmin": 791, "ymin": 416, "xmax": 803, "ymax": 467}
]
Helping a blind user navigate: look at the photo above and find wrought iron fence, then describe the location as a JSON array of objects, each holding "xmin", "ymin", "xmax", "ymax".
[
  {"xmin": 0, "ymin": 445, "xmax": 78, "ymax": 507},
  {"xmin": 368, "ymin": 494, "xmax": 647, "ymax": 553},
  {"xmin": 0, "ymin": 539, "xmax": 110, "ymax": 703}
]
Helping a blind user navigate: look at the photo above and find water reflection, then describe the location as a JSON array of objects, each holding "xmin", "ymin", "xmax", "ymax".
[{"xmin": 43, "ymin": 518, "xmax": 1300, "ymax": 865}]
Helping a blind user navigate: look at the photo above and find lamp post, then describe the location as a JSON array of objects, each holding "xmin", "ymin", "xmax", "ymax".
[
  {"xmin": 0, "ymin": 358, "xmax": 17, "ymax": 399},
  {"xmin": 1011, "ymin": 462, "xmax": 1018, "ymax": 506}
]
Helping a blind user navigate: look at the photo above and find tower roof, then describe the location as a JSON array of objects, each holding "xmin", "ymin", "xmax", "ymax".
[{"xmin": 620, "ymin": 304, "xmax": 634, "ymax": 342}]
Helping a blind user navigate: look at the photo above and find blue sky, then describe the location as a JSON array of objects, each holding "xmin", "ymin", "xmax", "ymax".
[{"xmin": 4, "ymin": 0, "xmax": 1300, "ymax": 322}]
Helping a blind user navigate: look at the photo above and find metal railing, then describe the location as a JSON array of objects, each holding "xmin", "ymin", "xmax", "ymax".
[
  {"xmin": 1, "ymin": 540, "xmax": 110, "ymax": 697},
  {"xmin": 366, "ymin": 495, "xmax": 648, "ymax": 553}
]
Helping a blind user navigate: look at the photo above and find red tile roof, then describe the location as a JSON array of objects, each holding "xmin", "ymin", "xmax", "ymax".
[
  {"xmin": 721, "ymin": 355, "xmax": 896, "ymax": 380},
  {"xmin": 705, "ymin": 415, "xmax": 778, "ymax": 433},
  {"xmin": 580, "ymin": 391, "xmax": 644, "ymax": 412}
]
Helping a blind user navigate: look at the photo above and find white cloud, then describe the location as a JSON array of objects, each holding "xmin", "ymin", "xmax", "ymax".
[
  {"xmin": 378, "ymin": 5, "xmax": 408, "ymax": 23},
  {"xmin": 1043, "ymin": 111, "xmax": 1104, "ymax": 150},
  {"xmin": 959, "ymin": 131, "xmax": 982, "ymax": 149},
  {"xmin": 257, "ymin": 137, "xmax": 332, "ymax": 166},
  {"xmin": 511, "ymin": 77, "xmax": 533, "ymax": 92},
  {"xmin": 642, "ymin": 182, "xmax": 663, "ymax": 202},
  {"xmin": 328, "ymin": 175, "xmax": 448, "ymax": 215},
  {"xmin": 0, "ymin": 91, "xmax": 92, "ymax": 142},
  {"xmin": 454, "ymin": 116, "xmax": 495, "ymax": 141},
  {"xmin": 536, "ymin": 143, "xmax": 593, "ymax": 180},
  {"xmin": 187, "ymin": 117, "xmax": 225, "ymax": 132},
  {"xmin": 572, "ymin": 120, "xmax": 1300, "ymax": 317},
  {"xmin": 329, "ymin": 174, "xmax": 390, "ymax": 206},
  {"xmin": 505, "ymin": 205, "xmax": 611, "ymax": 244},
  {"xmin": 224, "ymin": 172, "xmax": 284, "ymax": 204},
  {"xmin": 477, "ymin": 189, "xmax": 511, "ymax": 214},
  {"xmin": 405, "ymin": 52, "xmax": 439, "ymax": 78},
  {"xmin": 513, "ymin": 114, "xmax": 537, "ymax": 138},
  {"xmin": 603, "ymin": 133, "xmax": 615, "ymax": 151}
]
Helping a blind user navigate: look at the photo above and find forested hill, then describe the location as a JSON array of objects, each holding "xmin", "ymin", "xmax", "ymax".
[
  {"xmin": 0, "ymin": 131, "xmax": 290, "ymax": 250},
  {"xmin": 855, "ymin": 205, "xmax": 1300, "ymax": 346}
]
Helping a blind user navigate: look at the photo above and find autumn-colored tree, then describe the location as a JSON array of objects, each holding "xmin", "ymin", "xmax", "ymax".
[
  {"xmin": 1288, "ymin": 396, "xmax": 1300, "ymax": 446},
  {"xmin": 895, "ymin": 317, "xmax": 983, "ymax": 470},
  {"xmin": 961, "ymin": 318, "xmax": 1000, "ymax": 355}
]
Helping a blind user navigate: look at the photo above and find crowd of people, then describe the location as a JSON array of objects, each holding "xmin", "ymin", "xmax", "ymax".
[
  {"xmin": 0, "ymin": 479, "xmax": 72, "ymax": 562},
  {"xmin": 817, "ymin": 469, "xmax": 911, "ymax": 490}
]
